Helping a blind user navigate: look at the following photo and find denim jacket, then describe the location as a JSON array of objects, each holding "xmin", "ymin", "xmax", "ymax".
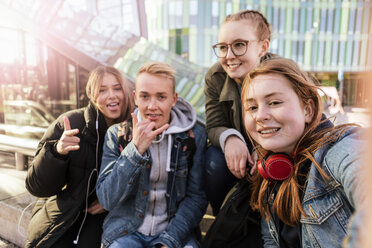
[
  {"xmin": 96, "ymin": 120, "xmax": 207, "ymax": 248},
  {"xmin": 261, "ymin": 127, "xmax": 365, "ymax": 248}
]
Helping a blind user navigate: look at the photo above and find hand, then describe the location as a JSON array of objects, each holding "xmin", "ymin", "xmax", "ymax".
[
  {"xmin": 224, "ymin": 136, "xmax": 253, "ymax": 178},
  {"xmin": 56, "ymin": 116, "xmax": 80, "ymax": 155},
  {"xmin": 85, "ymin": 200, "xmax": 106, "ymax": 215},
  {"xmin": 131, "ymin": 113, "xmax": 169, "ymax": 155}
]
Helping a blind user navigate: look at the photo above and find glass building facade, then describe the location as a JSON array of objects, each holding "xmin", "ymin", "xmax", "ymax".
[
  {"xmin": 145, "ymin": 0, "xmax": 372, "ymax": 71},
  {"xmin": 145, "ymin": 0, "xmax": 372, "ymax": 106}
]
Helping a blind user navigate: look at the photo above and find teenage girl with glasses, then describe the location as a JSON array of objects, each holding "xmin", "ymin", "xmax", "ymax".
[{"xmin": 204, "ymin": 9, "xmax": 276, "ymax": 216}]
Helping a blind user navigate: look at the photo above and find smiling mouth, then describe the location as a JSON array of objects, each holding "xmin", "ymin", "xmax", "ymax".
[
  {"xmin": 146, "ymin": 114, "xmax": 160, "ymax": 120},
  {"xmin": 258, "ymin": 128, "xmax": 280, "ymax": 134},
  {"xmin": 227, "ymin": 63, "xmax": 241, "ymax": 69},
  {"xmin": 107, "ymin": 103, "xmax": 120, "ymax": 111}
]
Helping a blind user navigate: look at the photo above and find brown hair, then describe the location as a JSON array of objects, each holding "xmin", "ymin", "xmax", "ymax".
[
  {"xmin": 223, "ymin": 9, "xmax": 271, "ymax": 42},
  {"xmin": 86, "ymin": 65, "xmax": 134, "ymax": 122},
  {"xmin": 135, "ymin": 61, "xmax": 176, "ymax": 92},
  {"xmin": 241, "ymin": 57, "xmax": 355, "ymax": 225}
]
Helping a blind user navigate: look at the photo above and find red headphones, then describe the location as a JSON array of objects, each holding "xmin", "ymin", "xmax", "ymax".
[{"xmin": 257, "ymin": 153, "xmax": 294, "ymax": 181}]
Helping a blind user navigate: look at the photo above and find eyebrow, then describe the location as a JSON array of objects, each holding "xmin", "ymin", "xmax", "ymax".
[
  {"xmin": 138, "ymin": 91, "xmax": 167, "ymax": 95},
  {"xmin": 245, "ymin": 92, "xmax": 284, "ymax": 103},
  {"xmin": 216, "ymin": 39, "xmax": 247, "ymax": 45},
  {"xmin": 100, "ymin": 82, "xmax": 121, "ymax": 87}
]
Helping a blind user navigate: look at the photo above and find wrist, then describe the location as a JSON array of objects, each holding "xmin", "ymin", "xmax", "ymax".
[{"xmin": 51, "ymin": 142, "xmax": 69, "ymax": 160}]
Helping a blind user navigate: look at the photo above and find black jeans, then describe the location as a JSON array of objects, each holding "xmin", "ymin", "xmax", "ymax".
[
  {"xmin": 51, "ymin": 211, "xmax": 106, "ymax": 248},
  {"xmin": 205, "ymin": 146, "xmax": 237, "ymax": 216}
]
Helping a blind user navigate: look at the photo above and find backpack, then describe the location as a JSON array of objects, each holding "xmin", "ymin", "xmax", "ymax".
[{"xmin": 201, "ymin": 180, "xmax": 263, "ymax": 248}]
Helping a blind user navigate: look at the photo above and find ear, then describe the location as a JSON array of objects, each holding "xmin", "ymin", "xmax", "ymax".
[
  {"xmin": 172, "ymin": 93, "xmax": 178, "ymax": 107},
  {"xmin": 259, "ymin": 39, "xmax": 270, "ymax": 57},
  {"xmin": 304, "ymin": 99, "xmax": 315, "ymax": 123},
  {"xmin": 133, "ymin": 90, "xmax": 138, "ymax": 106}
]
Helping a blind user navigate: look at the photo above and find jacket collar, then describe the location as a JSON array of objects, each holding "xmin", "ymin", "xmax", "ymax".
[{"xmin": 220, "ymin": 75, "xmax": 240, "ymax": 102}]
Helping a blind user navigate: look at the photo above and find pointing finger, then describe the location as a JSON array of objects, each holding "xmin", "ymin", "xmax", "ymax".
[
  {"xmin": 63, "ymin": 116, "xmax": 71, "ymax": 131},
  {"xmin": 153, "ymin": 123, "xmax": 169, "ymax": 136}
]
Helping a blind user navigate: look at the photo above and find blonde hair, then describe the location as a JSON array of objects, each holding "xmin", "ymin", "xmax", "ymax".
[
  {"xmin": 135, "ymin": 61, "xmax": 176, "ymax": 92},
  {"xmin": 86, "ymin": 65, "xmax": 134, "ymax": 122},
  {"xmin": 241, "ymin": 57, "xmax": 354, "ymax": 225},
  {"xmin": 223, "ymin": 9, "xmax": 271, "ymax": 42}
]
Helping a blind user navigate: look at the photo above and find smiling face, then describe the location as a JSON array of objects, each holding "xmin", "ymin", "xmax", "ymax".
[
  {"xmin": 243, "ymin": 73, "xmax": 313, "ymax": 154},
  {"xmin": 134, "ymin": 72, "xmax": 178, "ymax": 129},
  {"xmin": 218, "ymin": 20, "xmax": 269, "ymax": 82},
  {"xmin": 95, "ymin": 73, "xmax": 125, "ymax": 126}
]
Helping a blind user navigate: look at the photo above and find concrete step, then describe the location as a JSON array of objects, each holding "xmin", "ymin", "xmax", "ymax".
[{"xmin": 0, "ymin": 151, "xmax": 34, "ymax": 248}]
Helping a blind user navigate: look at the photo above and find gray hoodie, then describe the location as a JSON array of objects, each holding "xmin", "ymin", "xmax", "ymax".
[{"xmin": 136, "ymin": 97, "xmax": 197, "ymax": 236}]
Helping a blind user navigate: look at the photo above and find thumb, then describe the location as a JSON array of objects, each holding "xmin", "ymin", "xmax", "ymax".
[
  {"xmin": 63, "ymin": 116, "xmax": 71, "ymax": 131},
  {"xmin": 131, "ymin": 113, "xmax": 138, "ymax": 127}
]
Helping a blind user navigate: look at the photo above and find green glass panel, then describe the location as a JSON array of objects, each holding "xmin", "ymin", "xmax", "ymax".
[
  {"xmin": 189, "ymin": 29, "xmax": 197, "ymax": 62},
  {"xmin": 232, "ymin": 0, "xmax": 240, "ymax": 13},
  {"xmin": 313, "ymin": 2, "xmax": 320, "ymax": 33},
  {"xmin": 304, "ymin": 34, "xmax": 312, "ymax": 66},
  {"xmin": 176, "ymin": 29, "xmax": 182, "ymax": 55},
  {"xmin": 285, "ymin": 3, "xmax": 293, "ymax": 33},
  {"xmin": 359, "ymin": 39, "xmax": 368, "ymax": 66},
  {"xmin": 183, "ymin": 0, "xmax": 189, "ymax": 26},
  {"xmin": 340, "ymin": 1, "xmax": 350, "ymax": 34},
  {"xmin": 285, "ymin": 39, "xmax": 291, "ymax": 59},
  {"xmin": 324, "ymin": 40, "xmax": 332, "ymax": 66}
]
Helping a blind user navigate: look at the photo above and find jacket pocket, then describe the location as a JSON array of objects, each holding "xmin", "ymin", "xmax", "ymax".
[
  {"xmin": 301, "ymin": 191, "xmax": 344, "ymax": 224},
  {"xmin": 301, "ymin": 191, "xmax": 351, "ymax": 247}
]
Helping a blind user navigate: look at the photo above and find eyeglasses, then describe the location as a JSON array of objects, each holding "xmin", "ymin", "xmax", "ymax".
[{"xmin": 212, "ymin": 39, "xmax": 256, "ymax": 58}]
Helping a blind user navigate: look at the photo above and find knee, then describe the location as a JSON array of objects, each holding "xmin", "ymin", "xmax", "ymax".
[{"xmin": 205, "ymin": 146, "xmax": 227, "ymax": 176}]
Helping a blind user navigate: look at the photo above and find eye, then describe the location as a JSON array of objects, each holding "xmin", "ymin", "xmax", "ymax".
[
  {"xmin": 99, "ymin": 88, "xmax": 106, "ymax": 93},
  {"xmin": 269, "ymin": 101, "xmax": 282, "ymax": 106},
  {"xmin": 233, "ymin": 41, "xmax": 246, "ymax": 49},
  {"xmin": 114, "ymin": 86, "xmax": 122, "ymax": 91},
  {"xmin": 218, "ymin": 44, "xmax": 227, "ymax": 51},
  {"xmin": 245, "ymin": 105, "xmax": 257, "ymax": 112},
  {"xmin": 140, "ymin": 95, "xmax": 148, "ymax": 99},
  {"xmin": 158, "ymin": 95, "xmax": 166, "ymax": 100}
]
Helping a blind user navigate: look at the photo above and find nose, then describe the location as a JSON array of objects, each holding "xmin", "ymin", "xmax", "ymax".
[
  {"xmin": 254, "ymin": 106, "xmax": 271, "ymax": 123},
  {"xmin": 148, "ymin": 97, "xmax": 157, "ymax": 109},
  {"xmin": 108, "ymin": 88, "xmax": 116, "ymax": 98},
  {"xmin": 225, "ymin": 45, "xmax": 235, "ymax": 59}
]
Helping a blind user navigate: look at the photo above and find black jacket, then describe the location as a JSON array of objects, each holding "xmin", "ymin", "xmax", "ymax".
[
  {"xmin": 25, "ymin": 102, "xmax": 108, "ymax": 248},
  {"xmin": 202, "ymin": 180, "xmax": 263, "ymax": 248}
]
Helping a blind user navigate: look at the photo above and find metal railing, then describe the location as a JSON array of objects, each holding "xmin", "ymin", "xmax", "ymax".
[{"xmin": 0, "ymin": 134, "xmax": 38, "ymax": 170}]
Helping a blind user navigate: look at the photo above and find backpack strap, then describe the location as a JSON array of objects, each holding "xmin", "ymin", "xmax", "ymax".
[{"xmin": 117, "ymin": 120, "xmax": 133, "ymax": 153}]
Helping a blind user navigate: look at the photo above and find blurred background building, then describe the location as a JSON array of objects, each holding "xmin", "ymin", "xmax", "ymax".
[
  {"xmin": 0, "ymin": 0, "xmax": 371, "ymax": 140},
  {"xmin": 145, "ymin": 0, "xmax": 372, "ymax": 107}
]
